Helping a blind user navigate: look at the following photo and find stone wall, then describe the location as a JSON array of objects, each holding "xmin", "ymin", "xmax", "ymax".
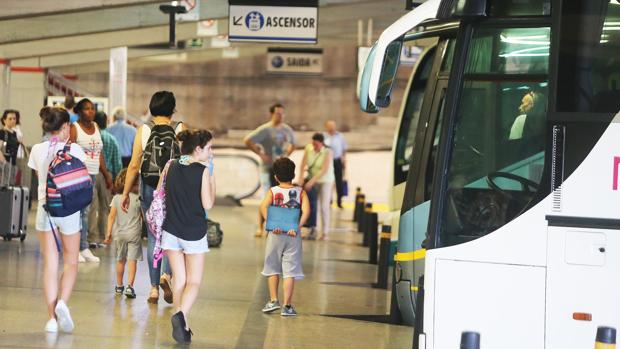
[{"xmin": 76, "ymin": 44, "xmax": 413, "ymax": 134}]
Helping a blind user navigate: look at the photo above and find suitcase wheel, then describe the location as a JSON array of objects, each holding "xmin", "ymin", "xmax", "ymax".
[
  {"xmin": 4, "ymin": 235, "xmax": 12, "ymax": 242},
  {"xmin": 20, "ymin": 234, "xmax": 26, "ymax": 242}
]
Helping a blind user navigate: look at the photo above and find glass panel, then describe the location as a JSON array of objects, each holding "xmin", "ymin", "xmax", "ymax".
[
  {"xmin": 466, "ymin": 27, "xmax": 550, "ymax": 74},
  {"xmin": 489, "ymin": 0, "xmax": 551, "ymax": 17},
  {"xmin": 376, "ymin": 39, "xmax": 403, "ymax": 107},
  {"xmin": 439, "ymin": 81, "xmax": 548, "ymax": 247},
  {"xmin": 441, "ymin": 40, "xmax": 456, "ymax": 72},
  {"xmin": 425, "ymin": 92, "xmax": 446, "ymax": 201},
  {"xmin": 556, "ymin": 0, "xmax": 620, "ymax": 113},
  {"xmin": 394, "ymin": 48, "xmax": 437, "ymax": 185}
]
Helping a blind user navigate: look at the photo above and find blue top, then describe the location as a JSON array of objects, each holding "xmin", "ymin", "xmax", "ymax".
[
  {"xmin": 323, "ymin": 132, "xmax": 347, "ymax": 159},
  {"xmin": 107, "ymin": 120, "xmax": 137, "ymax": 157},
  {"xmin": 69, "ymin": 111, "xmax": 79, "ymax": 124},
  {"xmin": 246, "ymin": 122, "xmax": 296, "ymax": 165}
]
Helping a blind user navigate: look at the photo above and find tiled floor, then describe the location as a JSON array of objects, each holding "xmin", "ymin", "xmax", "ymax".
[{"xmin": 0, "ymin": 205, "xmax": 412, "ymax": 348}]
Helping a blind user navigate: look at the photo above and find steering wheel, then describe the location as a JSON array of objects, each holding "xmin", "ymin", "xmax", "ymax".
[{"xmin": 486, "ymin": 171, "xmax": 539, "ymax": 200}]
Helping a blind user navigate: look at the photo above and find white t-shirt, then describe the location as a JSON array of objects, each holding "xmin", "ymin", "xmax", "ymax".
[
  {"xmin": 74, "ymin": 122, "xmax": 102, "ymax": 175},
  {"xmin": 28, "ymin": 140, "xmax": 87, "ymax": 202}
]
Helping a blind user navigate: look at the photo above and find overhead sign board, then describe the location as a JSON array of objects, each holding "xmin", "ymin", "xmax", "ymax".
[
  {"xmin": 267, "ymin": 48, "xmax": 322, "ymax": 75},
  {"xmin": 229, "ymin": 1, "xmax": 319, "ymax": 44}
]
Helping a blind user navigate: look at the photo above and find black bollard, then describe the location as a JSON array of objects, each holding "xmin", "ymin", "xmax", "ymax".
[
  {"xmin": 362, "ymin": 203, "xmax": 373, "ymax": 246},
  {"xmin": 353, "ymin": 188, "xmax": 363, "ymax": 222},
  {"xmin": 374, "ymin": 225, "xmax": 391, "ymax": 289},
  {"xmin": 596, "ymin": 326, "xmax": 617, "ymax": 349},
  {"xmin": 358, "ymin": 201, "xmax": 370, "ymax": 234},
  {"xmin": 460, "ymin": 332, "xmax": 480, "ymax": 349},
  {"xmin": 368, "ymin": 213, "xmax": 379, "ymax": 264}
]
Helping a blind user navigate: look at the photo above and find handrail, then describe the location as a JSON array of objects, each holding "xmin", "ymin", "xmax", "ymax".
[{"xmin": 213, "ymin": 152, "xmax": 261, "ymax": 203}]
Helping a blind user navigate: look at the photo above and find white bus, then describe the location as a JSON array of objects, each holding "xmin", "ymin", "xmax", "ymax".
[{"xmin": 360, "ymin": 0, "xmax": 620, "ymax": 347}]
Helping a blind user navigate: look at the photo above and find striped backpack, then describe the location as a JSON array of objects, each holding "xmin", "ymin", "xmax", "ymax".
[{"xmin": 44, "ymin": 143, "xmax": 93, "ymax": 217}]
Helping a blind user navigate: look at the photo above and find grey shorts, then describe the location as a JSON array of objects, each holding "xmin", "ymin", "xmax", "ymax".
[
  {"xmin": 115, "ymin": 233, "xmax": 143, "ymax": 261},
  {"xmin": 262, "ymin": 233, "xmax": 304, "ymax": 280}
]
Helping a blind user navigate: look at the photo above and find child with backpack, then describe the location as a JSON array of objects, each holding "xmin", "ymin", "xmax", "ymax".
[
  {"xmin": 259, "ymin": 158, "xmax": 310, "ymax": 317},
  {"xmin": 28, "ymin": 107, "xmax": 92, "ymax": 333},
  {"xmin": 104, "ymin": 168, "xmax": 142, "ymax": 299}
]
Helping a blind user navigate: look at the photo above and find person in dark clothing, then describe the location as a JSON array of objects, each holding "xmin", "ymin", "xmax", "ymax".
[{"xmin": 158, "ymin": 129, "xmax": 215, "ymax": 344}]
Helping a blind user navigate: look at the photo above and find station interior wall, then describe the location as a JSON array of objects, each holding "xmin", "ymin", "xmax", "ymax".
[
  {"xmin": 3, "ymin": 44, "xmax": 412, "ymax": 147},
  {"xmin": 74, "ymin": 44, "xmax": 412, "ymax": 134}
]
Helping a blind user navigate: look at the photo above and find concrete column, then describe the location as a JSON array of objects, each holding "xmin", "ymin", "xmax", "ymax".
[
  {"xmin": 109, "ymin": 47, "xmax": 127, "ymax": 114},
  {"xmin": 9, "ymin": 60, "xmax": 45, "ymax": 146},
  {"xmin": 0, "ymin": 59, "xmax": 10, "ymax": 113}
]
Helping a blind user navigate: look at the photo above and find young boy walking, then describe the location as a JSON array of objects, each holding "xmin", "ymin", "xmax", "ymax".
[
  {"xmin": 259, "ymin": 158, "xmax": 310, "ymax": 316},
  {"xmin": 105, "ymin": 169, "xmax": 143, "ymax": 298}
]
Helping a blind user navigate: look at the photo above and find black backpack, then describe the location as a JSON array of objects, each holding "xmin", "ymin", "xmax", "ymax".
[{"xmin": 141, "ymin": 121, "xmax": 181, "ymax": 188}]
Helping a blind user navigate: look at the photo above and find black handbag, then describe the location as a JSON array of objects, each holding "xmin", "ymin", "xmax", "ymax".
[{"xmin": 207, "ymin": 219, "xmax": 223, "ymax": 248}]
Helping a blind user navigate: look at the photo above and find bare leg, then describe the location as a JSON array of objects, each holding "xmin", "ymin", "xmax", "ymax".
[
  {"xmin": 58, "ymin": 232, "xmax": 80, "ymax": 302},
  {"xmin": 166, "ymin": 250, "xmax": 186, "ymax": 314},
  {"xmin": 267, "ymin": 275, "xmax": 279, "ymax": 301},
  {"xmin": 38, "ymin": 231, "xmax": 59, "ymax": 319},
  {"xmin": 127, "ymin": 260, "xmax": 137, "ymax": 287},
  {"xmin": 283, "ymin": 278, "xmax": 295, "ymax": 305},
  {"xmin": 116, "ymin": 260, "xmax": 126, "ymax": 286},
  {"xmin": 179, "ymin": 253, "xmax": 205, "ymax": 329}
]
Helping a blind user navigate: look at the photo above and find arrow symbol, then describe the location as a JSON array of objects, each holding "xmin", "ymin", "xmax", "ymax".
[{"xmin": 233, "ymin": 16, "xmax": 242, "ymax": 26}]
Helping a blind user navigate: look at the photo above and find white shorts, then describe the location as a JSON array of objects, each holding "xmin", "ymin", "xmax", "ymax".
[
  {"xmin": 35, "ymin": 201, "xmax": 81, "ymax": 235},
  {"xmin": 161, "ymin": 231, "xmax": 209, "ymax": 254}
]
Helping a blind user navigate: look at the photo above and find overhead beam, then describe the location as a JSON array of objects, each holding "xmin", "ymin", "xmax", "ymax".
[
  {"xmin": 1, "ymin": 21, "xmax": 221, "ymax": 60},
  {"xmin": 0, "ymin": 0, "xmax": 165, "ymax": 20},
  {"xmin": 0, "ymin": 0, "xmax": 228, "ymax": 45}
]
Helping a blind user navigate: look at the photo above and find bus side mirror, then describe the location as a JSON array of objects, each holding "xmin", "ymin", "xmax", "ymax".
[{"xmin": 375, "ymin": 39, "xmax": 403, "ymax": 108}]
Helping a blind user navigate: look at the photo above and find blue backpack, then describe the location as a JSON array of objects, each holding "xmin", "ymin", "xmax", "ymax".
[{"xmin": 44, "ymin": 143, "xmax": 93, "ymax": 217}]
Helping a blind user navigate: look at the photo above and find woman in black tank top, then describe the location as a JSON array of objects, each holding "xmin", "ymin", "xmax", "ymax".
[{"xmin": 158, "ymin": 129, "xmax": 215, "ymax": 344}]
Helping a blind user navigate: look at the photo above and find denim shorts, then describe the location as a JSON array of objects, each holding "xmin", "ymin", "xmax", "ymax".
[
  {"xmin": 161, "ymin": 231, "xmax": 209, "ymax": 254},
  {"xmin": 35, "ymin": 201, "xmax": 81, "ymax": 235}
]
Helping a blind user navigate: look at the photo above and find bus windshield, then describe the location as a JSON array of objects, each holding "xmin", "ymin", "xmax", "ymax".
[{"xmin": 438, "ymin": 26, "xmax": 550, "ymax": 247}]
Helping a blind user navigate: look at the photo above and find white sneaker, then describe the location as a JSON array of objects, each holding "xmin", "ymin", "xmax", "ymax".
[
  {"xmin": 78, "ymin": 252, "xmax": 86, "ymax": 263},
  {"xmin": 44, "ymin": 318, "xmax": 58, "ymax": 333},
  {"xmin": 80, "ymin": 249, "xmax": 100, "ymax": 263},
  {"xmin": 54, "ymin": 300, "xmax": 74, "ymax": 333}
]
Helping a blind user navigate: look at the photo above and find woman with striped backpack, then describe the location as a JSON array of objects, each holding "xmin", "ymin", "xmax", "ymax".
[{"xmin": 28, "ymin": 107, "xmax": 92, "ymax": 334}]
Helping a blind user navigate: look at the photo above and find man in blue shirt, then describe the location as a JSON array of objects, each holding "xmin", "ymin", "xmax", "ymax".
[
  {"xmin": 107, "ymin": 106, "xmax": 137, "ymax": 167},
  {"xmin": 64, "ymin": 96, "xmax": 79, "ymax": 123},
  {"xmin": 324, "ymin": 120, "xmax": 348, "ymax": 208},
  {"xmin": 245, "ymin": 103, "xmax": 296, "ymax": 237}
]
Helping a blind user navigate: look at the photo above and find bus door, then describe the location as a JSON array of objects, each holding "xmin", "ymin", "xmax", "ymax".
[{"xmin": 395, "ymin": 38, "xmax": 454, "ymax": 325}]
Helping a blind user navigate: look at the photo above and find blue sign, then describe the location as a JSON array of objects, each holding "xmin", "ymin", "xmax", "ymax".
[
  {"xmin": 271, "ymin": 56, "xmax": 284, "ymax": 68},
  {"xmin": 245, "ymin": 11, "xmax": 265, "ymax": 31}
]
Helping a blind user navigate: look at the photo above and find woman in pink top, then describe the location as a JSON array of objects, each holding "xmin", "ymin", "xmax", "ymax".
[{"xmin": 69, "ymin": 98, "xmax": 113, "ymax": 262}]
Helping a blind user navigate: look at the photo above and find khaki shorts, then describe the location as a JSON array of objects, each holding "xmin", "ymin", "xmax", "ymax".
[{"xmin": 115, "ymin": 233, "xmax": 143, "ymax": 261}]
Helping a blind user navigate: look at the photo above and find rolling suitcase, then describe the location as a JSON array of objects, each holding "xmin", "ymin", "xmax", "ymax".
[
  {"xmin": 17, "ymin": 186, "xmax": 28, "ymax": 241},
  {"xmin": 0, "ymin": 163, "xmax": 26, "ymax": 241},
  {"xmin": 0, "ymin": 186, "xmax": 22, "ymax": 241}
]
